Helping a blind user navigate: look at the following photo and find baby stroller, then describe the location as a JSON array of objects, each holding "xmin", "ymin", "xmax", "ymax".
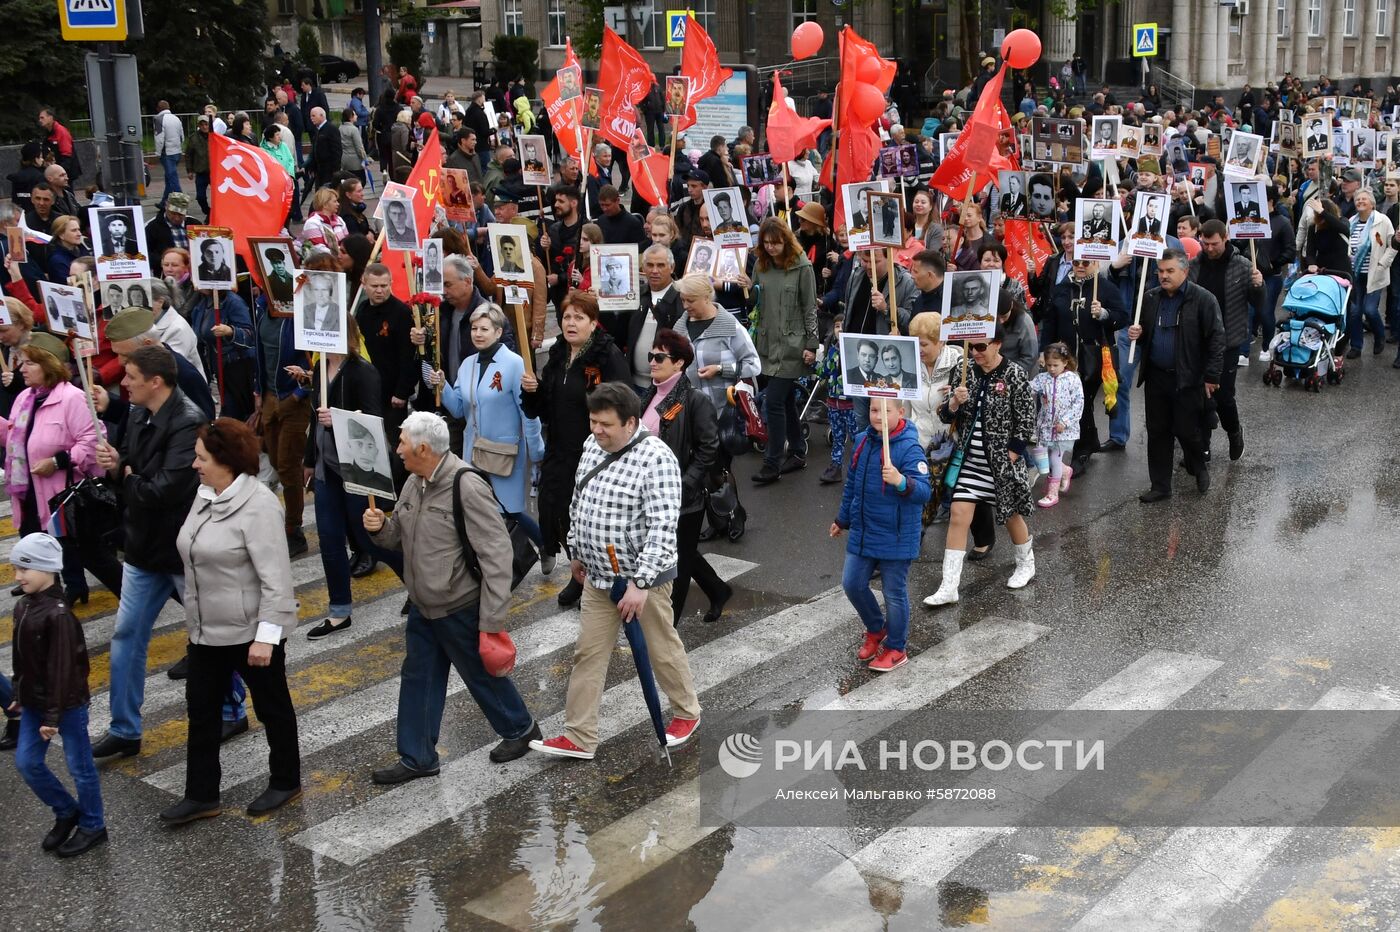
[{"xmin": 1264, "ymin": 273, "xmax": 1351, "ymax": 393}]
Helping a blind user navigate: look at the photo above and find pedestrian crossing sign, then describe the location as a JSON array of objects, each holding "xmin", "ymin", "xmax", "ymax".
[
  {"xmin": 1133, "ymin": 22, "xmax": 1158, "ymax": 58},
  {"xmin": 667, "ymin": 10, "xmax": 690, "ymax": 47},
  {"xmin": 58, "ymin": 0, "xmax": 128, "ymax": 41}
]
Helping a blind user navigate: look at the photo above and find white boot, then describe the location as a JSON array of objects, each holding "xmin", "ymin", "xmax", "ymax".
[
  {"xmin": 923, "ymin": 550, "xmax": 965, "ymax": 607},
  {"xmin": 1007, "ymin": 537, "xmax": 1036, "ymax": 589}
]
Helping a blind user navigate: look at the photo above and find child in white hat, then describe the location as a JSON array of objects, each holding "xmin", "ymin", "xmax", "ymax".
[{"xmin": 8, "ymin": 533, "xmax": 107, "ymax": 857}]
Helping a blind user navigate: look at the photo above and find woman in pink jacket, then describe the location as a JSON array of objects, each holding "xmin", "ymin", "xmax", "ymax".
[{"xmin": 0, "ymin": 333, "xmax": 117, "ymax": 601}]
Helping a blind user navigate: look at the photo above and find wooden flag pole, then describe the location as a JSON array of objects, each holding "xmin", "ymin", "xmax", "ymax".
[
  {"xmin": 319, "ymin": 351, "xmax": 328, "ymax": 405},
  {"xmin": 1126, "ymin": 256, "xmax": 1150, "ymax": 364},
  {"xmin": 885, "ymin": 246, "xmax": 898, "ymax": 335},
  {"xmin": 212, "ymin": 289, "xmax": 225, "ymax": 408},
  {"xmin": 782, "ymin": 162, "xmax": 792, "ymax": 223},
  {"xmin": 435, "ymin": 294, "xmax": 444, "ymax": 406},
  {"xmin": 879, "ymin": 396, "xmax": 890, "ymax": 463},
  {"xmin": 72, "ymin": 333, "xmax": 102, "ymax": 435},
  {"xmin": 79, "ymin": 273, "xmax": 98, "ymax": 392},
  {"xmin": 582, "ymin": 128, "xmax": 594, "ymax": 220},
  {"xmin": 511, "ymin": 300, "xmax": 533, "ymax": 372},
  {"xmin": 405, "ymin": 251, "xmax": 424, "ymax": 357},
  {"xmin": 368, "ymin": 493, "xmax": 377, "ymax": 511},
  {"xmin": 669, "ymin": 118, "xmax": 680, "ymax": 182}
]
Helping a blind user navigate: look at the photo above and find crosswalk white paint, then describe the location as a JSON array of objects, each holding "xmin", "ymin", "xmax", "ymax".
[
  {"xmin": 143, "ymin": 556, "xmax": 758, "ymax": 794},
  {"xmin": 1071, "ymin": 686, "xmax": 1400, "ymax": 931},
  {"xmin": 462, "ymin": 617, "xmax": 1051, "ymax": 928},
  {"xmin": 816, "ymin": 650, "xmax": 1224, "ymax": 893},
  {"xmin": 291, "ymin": 586, "xmax": 862, "ymax": 865}
]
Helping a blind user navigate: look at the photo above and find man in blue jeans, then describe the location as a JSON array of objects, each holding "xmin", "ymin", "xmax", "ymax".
[
  {"xmin": 153, "ymin": 101, "xmax": 184, "ymax": 211},
  {"xmin": 90, "ymin": 346, "xmax": 239, "ymax": 758},
  {"xmin": 364, "ymin": 412, "xmax": 538, "ymax": 784}
]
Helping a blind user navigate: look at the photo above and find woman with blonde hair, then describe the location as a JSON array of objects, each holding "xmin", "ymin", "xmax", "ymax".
[
  {"xmin": 750, "ymin": 217, "xmax": 817, "ymax": 485},
  {"xmin": 302, "ymin": 187, "xmax": 349, "ymax": 255},
  {"xmin": 648, "ymin": 212, "xmax": 687, "ymax": 271},
  {"xmin": 47, "ymin": 215, "xmax": 88, "ymax": 283}
]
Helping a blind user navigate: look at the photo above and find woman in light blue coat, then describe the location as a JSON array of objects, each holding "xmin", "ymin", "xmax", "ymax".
[{"xmin": 438, "ymin": 303, "xmax": 546, "ymax": 547}]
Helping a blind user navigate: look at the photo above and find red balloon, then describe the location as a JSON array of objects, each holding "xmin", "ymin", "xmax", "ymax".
[
  {"xmin": 1001, "ymin": 28, "xmax": 1042, "ymax": 70},
  {"xmin": 854, "ymin": 55, "xmax": 882, "ymax": 85},
  {"xmin": 848, "ymin": 82, "xmax": 886, "ymax": 126},
  {"xmin": 791, "ymin": 21, "xmax": 824, "ymax": 60}
]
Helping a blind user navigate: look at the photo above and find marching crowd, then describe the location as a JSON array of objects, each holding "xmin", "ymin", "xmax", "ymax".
[{"xmin": 1, "ymin": 53, "xmax": 1396, "ymax": 861}]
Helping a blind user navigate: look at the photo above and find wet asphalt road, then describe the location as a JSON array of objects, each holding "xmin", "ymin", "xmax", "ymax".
[{"xmin": 4, "ymin": 350, "xmax": 1400, "ymax": 931}]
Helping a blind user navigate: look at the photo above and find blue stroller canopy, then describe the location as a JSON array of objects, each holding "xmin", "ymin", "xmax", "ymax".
[{"xmin": 1282, "ymin": 275, "xmax": 1348, "ymax": 322}]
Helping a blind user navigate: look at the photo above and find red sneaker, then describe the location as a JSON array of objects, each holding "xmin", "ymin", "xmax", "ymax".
[
  {"xmin": 868, "ymin": 648, "xmax": 907, "ymax": 672},
  {"xmin": 665, "ymin": 716, "xmax": 701, "ymax": 748},
  {"xmin": 857, "ymin": 631, "xmax": 885, "ymax": 662},
  {"xmin": 528, "ymin": 735, "xmax": 595, "ymax": 760}
]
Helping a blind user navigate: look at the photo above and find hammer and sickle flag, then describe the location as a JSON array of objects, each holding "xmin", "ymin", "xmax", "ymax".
[{"xmin": 209, "ymin": 132, "xmax": 295, "ymax": 273}]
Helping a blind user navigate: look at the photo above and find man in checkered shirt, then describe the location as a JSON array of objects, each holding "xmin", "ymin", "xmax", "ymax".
[{"xmin": 530, "ymin": 383, "xmax": 703, "ymax": 760}]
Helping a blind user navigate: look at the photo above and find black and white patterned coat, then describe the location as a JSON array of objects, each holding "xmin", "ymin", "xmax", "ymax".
[{"xmin": 938, "ymin": 358, "xmax": 1037, "ymax": 524}]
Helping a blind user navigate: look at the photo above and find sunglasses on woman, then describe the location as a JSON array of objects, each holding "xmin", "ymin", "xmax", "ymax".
[
  {"xmin": 968, "ymin": 343, "xmax": 990, "ymax": 352},
  {"xmin": 646, "ymin": 352, "xmax": 673, "ymax": 363}
]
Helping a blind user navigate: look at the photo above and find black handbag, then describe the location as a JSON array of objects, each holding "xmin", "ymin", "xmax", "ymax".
[
  {"xmin": 47, "ymin": 477, "xmax": 124, "ymax": 550},
  {"xmin": 705, "ymin": 469, "xmax": 747, "ymax": 542}
]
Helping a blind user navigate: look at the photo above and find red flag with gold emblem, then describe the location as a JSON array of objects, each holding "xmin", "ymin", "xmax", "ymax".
[
  {"xmin": 384, "ymin": 132, "xmax": 443, "ymax": 301},
  {"xmin": 209, "ymin": 133, "xmax": 294, "ymax": 271}
]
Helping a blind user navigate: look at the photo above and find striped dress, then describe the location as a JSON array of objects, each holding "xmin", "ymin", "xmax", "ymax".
[{"xmin": 951, "ymin": 415, "xmax": 998, "ymax": 504}]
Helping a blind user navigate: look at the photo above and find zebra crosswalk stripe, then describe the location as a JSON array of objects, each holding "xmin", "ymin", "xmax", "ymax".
[{"xmin": 462, "ymin": 617, "xmax": 1050, "ymax": 928}]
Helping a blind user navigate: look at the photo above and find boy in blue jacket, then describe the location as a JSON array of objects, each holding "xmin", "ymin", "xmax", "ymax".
[{"xmin": 829, "ymin": 397, "xmax": 932, "ymax": 672}]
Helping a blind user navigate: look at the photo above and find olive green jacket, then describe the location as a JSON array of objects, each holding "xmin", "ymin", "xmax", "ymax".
[{"xmin": 753, "ymin": 254, "xmax": 818, "ymax": 379}]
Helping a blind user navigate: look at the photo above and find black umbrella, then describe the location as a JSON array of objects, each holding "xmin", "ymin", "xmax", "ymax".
[{"xmin": 609, "ymin": 545, "xmax": 671, "ymax": 766}]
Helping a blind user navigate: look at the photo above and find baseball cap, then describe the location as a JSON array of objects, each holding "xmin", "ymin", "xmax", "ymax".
[
  {"xmin": 1341, "ymin": 167, "xmax": 1364, "ymax": 183},
  {"xmin": 687, "ymin": 168, "xmax": 711, "ymax": 184}
]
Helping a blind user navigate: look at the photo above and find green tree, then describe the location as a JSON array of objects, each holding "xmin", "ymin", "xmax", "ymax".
[
  {"xmin": 0, "ymin": 0, "xmax": 88, "ymax": 144},
  {"xmin": 490, "ymin": 35, "xmax": 539, "ymax": 85},
  {"xmin": 119, "ymin": 0, "xmax": 273, "ymax": 115},
  {"xmin": 386, "ymin": 31, "xmax": 423, "ymax": 76}
]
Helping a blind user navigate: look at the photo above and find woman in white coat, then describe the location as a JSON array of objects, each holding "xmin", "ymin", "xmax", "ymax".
[{"xmin": 438, "ymin": 303, "xmax": 546, "ymax": 553}]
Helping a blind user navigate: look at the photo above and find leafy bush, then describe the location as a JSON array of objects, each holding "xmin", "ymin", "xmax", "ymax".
[
  {"xmin": 490, "ymin": 35, "xmax": 539, "ymax": 85},
  {"xmin": 387, "ymin": 31, "xmax": 424, "ymax": 77}
]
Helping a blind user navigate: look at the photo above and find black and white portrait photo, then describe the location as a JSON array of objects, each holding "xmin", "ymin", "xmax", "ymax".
[
  {"xmin": 330, "ymin": 409, "xmax": 397, "ymax": 500},
  {"xmin": 294, "ymin": 270, "xmax": 348, "ymax": 355},
  {"xmin": 838, "ymin": 332, "xmax": 923, "ymax": 401},
  {"xmin": 1304, "ymin": 113, "xmax": 1331, "ymax": 157},
  {"xmin": 88, "ymin": 206, "xmax": 148, "ymax": 281},
  {"xmin": 1141, "ymin": 122, "xmax": 1164, "ymax": 156},
  {"xmin": 591, "ymin": 243, "xmax": 638, "ymax": 311},
  {"xmin": 421, "ymin": 239, "xmax": 444, "ymax": 294},
  {"xmin": 1352, "ymin": 126, "xmax": 1378, "ymax": 167},
  {"xmin": 704, "ymin": 187, "xmax": 749, "ymax": 247},
  {"xmin": 1027, "ymin": 172, "xmax": 1056, "ymax": 221},
  {"xmin": 998, "ymin": 170, "xmax": 1027, "ymax": 219},
  {"xmin": 1129, "ymin": 191, "xmax": 1170, "ymax": 259},
  {"xmin": 191, "ymin": 232, "xmax": 235, "ymax": 290},
  {"xmin": 841, "ymin": 179, "xmax": 890, "ymax": 251},
  {"xmin": 1224, "ymin": 130, "xmax": 1264, "ymax": 178},
  {"xmin": 252, "ymin": 237, "xmax": 298, "ymax": 317},
  {"xmin": 1119, "ymin": 124, "xmax": 1142, "ymax": 157},
  {"xmin": 122, "ymin": 279, "xmax": 155, "ymax": 311},
  {"xmin": 37, "ymin": 281, "xmax": 93, "ymax": 340},
  {"xmin": 941, "ymin": 270, "xmax": 999, "ymax": 341},
  {"xmin": 1090, "ymin": 115, "xmax": 1122, "ymax": 160},
  {"xmin": 1074, "ymin": 197, "xmax": 1122, "ymax": 261},
  {"xmin": 867, "ymin": 191, "xmax": 904, "ymax": 249},
  {"xmin": 1225, "ymin": 179, "xmax": 1270, "ymax": 239},
  {"xmin": 685, "ymin": 238, "xmax": 717, "ymax": 278},
  {"xmin": 713, "ymin": 246, "xmax": 746, "ymax": 283},
  {"xmin": 1278, "ymin": 120, "xmax": 1299, "ymax": 157},
  {"xmin": 488, "ymin": 223, "xmax": 532, "ymax": 283},
  {"xmin": 519, "ymin": 135, "xmax": 550, "ymax": 187},
  {"xmin": 383, "ymin": 198, "xmax": 421, "ymax": 252}
]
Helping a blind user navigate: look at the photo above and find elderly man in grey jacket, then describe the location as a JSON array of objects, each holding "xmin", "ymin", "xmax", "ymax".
[{"xmin": 363, "ymin": 412, "xmax": 539, "ymax": 785}]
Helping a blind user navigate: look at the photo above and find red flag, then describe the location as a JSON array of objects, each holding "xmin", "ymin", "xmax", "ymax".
[
  {"xmin": 540, "ymin": 40, "xmax": 584, "ymax": 162},
  {"xmin": 1002, "ymin": 218, "xmax": 1056, "ymax": 308},
  {"xmin": 597, "ymin": 28, "xmax": 656, "ymax": 150},
  {"xmin": 829, "ymin": 27, "xmax": 896, "ymax": 221},
  {"xmin": 208, "ymin": 133, "xmax": 294, "ymax": 271},
  {"xmin": 629, "ymin": 147, "xmax": 674, "ymax": 207},
  {"xmin": 675, "ymin": 15, "xmax": 733, "ymax": 134},
  {"xmin": 929, "ymin": 98, "xmax": 1014, "ymax": 201},
  {"xmin": 767, "ymin": 71, "xmax": 830, "ymax": 164},
  {"xmin": 383, "ymin": 132, "xmax": 443, "ymax": 302}
]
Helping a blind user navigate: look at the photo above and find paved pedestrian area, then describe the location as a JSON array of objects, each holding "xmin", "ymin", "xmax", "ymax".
[{"xmin": 3, "ymin": 357, "xmax": 1400, "ymax": 931}]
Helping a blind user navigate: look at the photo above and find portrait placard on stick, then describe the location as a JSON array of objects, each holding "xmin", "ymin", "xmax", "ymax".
[
  {"xmin": 421, "ymin": 239, "xmax": 444, "ymax": 294},
  {"xmin": 38, "ymin": 281, "xmax": 93, "ymax": 340},
  {"xmin": 713, "ymin": 246, "xmax": 747, "ymax": 284},
  {"xmin": 1224, "ymin": 179, "xmax": 1270, "ymax": 239},
  {"xmin": 383, "ymin": 198, "xmax": 421, "ymax": 252},
  {"xmin": 941, "ymin": 270, "xmax": 1001, "ymax": 342},
  {"xmin": 591, "ymin": 243, "xmax": 638, "ymax": 312},
  {"xmin": 251, "ymin": 236, "xmax": 299, "ymax": 317},
  {"xmin": 704, "ymin": 187, "xmax": 750, "ymax": 248},
  {"xmin": 189, "ymin": 225, "xmax": 236, "ymax": 291},
  {"xmin": 374, "ymin": 181, "xmax": 416, "ymax": 222},
  {"xmin": 488, "ymin": 223, "xmax": 532, "ymax": 283},
  {"xmin": 997, "ymin": 170, "xmax": 1028, "ymax": 219},
  {"xmin": 294, "ymin": 270, "xmax": 348, "ymax": 355},
  {"xmin": 684, "ymin": 238, "xmax": 718, "ymax": 278},
  {"xmin": 842, "ymin": 179, "xmax": 890, "ymax": 251},
  {"xmin": 1073, "ymin": 198, "xmax": 1122, "ymax": 262},
  {"xmin": 330, "ymin": 409, "xmax": 397, "ymax": 501},
  {"xmin": 1032, "ymin": 117, "xmax": 1085, "ymax": 166},
  {"xmin": 838, "ymin": 332, "xmax": 923, "ymax": 401},
  {"xmin": 1302, "ymin": 114, "xmax": 1331, "ymax": 158},
  {"xmin": 440, "ymin": 169, "xmax": 473, "ymax": 222},
  {"xmin": 88, "ymin": 206, "xmax": 148, "ymax": 282},
  {"xmin": 519, "ymin": 135, "xmax": 550, "ymax": 187},
  {"xmin": 1223, "ymin": 130, "xmax": 1266, "ymax": 178},
  {"xmin": 1128, "ymin": 191, "xmax": 1170, "ymax": 260},
  {"xmin": 1090, "ymin": 115, "xmax": 1122, "ymax": 161},
  {"xmin": 867, "ymin": 190, "xmax": 904, "ymax": 249}
]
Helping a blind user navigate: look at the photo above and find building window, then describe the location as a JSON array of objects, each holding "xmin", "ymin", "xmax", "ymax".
[
  {"xmin": 1378, "ymin": 0, "xmax": 1390, "ymax": 35},
  {"xmin": 1276, "ymin": 0, "xmax": 1290, "ymax": 35},
  {"xmin": 643, "ymin": 0, "xmax": 715, "ymax": 50},
  {"xmin": 1343, "ymin": 0, "xmax": 1356, "ymax": 34},
  {"xmin": 548, "ymin": 0, "xmax": 566, "ymax": 47},
  {"xmin": 278, "ymin": 0, "xmax": 296, "ymax": 14},
  {"xmin": 1307, "ymin": 0, "xmax": 1322, "ymax": 35},
  {"xmin": 792, "ymin": 0, "xmax": 818, "ymax": 31},
  {"xmin": 503, "ymin": 0, "xmax": 523, "ymax": 37}
]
